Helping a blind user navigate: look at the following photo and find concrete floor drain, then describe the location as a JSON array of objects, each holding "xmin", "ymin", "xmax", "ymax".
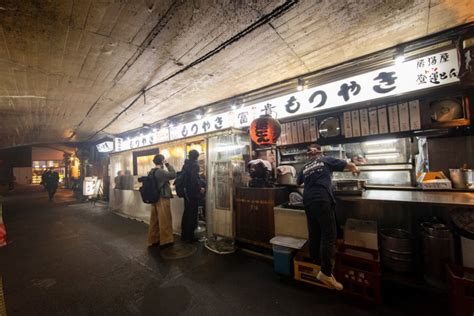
[
  {"xmin": 0, "ymin": 276, "xmax": 6, "ymax": 316},
  {"xmin": 160, "ymin": 244, "xmax": 197, "ymax": 260}
]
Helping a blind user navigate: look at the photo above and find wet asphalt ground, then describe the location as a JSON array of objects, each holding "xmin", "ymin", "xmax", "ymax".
[{"xmin": 0, "ymin": 186, "xmax": 448, "ymax": 315}]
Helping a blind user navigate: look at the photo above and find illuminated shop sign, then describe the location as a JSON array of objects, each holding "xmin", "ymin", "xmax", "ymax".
[
  {"xmin": 112, "ymin": 48, "xmax": 459, "ymax": 150},
  {"xmin": 96, "ymin": 141, "xmax": 114, "ymax": 153},
  {"xmin": 170, "ymin": 112, "xmax": 231, "ymax": 140},
  {"xmin": 114, "ymin": 129, "xmax": 170, "ymax": 152},
  {"xmin": 231, "ymin": 48, "xmax": 459, "ymax": 127}
]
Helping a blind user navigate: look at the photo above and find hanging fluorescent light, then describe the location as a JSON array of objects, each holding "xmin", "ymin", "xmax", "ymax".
[
  {"xmin": 364, "ymin": 138, "xmax": 398, "ymax": 145},
  {"xmin": 366, "ymin": 153, "xmax": 400, "ymax": 160},
  {"xmin": 0, "ymin": 95, "xmax": 46, "ymax": 99},
  {"xmin": 365, "ymin": 148, "xmax": 398, "ymax": 154}
]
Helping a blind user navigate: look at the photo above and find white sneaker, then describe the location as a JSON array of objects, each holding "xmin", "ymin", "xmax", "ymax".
[{"xmin": 317, "ymin": 271, "xmax": 344, "ymax": 291}]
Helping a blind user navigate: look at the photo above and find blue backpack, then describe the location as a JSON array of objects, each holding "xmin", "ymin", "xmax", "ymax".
[{"xmin": 138, "ymin": 169, "xmax": 160, "ymax": 204}]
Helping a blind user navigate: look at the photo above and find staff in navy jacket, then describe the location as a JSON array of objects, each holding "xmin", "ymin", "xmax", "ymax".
[{"xmin": 297, "ymin": 143, "xmax": 359, "ymax": 290}]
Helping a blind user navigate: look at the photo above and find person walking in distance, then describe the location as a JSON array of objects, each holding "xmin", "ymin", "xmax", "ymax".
[
  {"xmin": 297, "ymin": 144, "xmax": 360, "ymax": 290},
  {"xmin": 42, "ymin": 168, "xmax": 59, "ymax": 201},
  {"xmin": 181, "ymin": 149, "xmax": 205, "ymax": 243},
  {"xmin": 148, "ymin": 154, "xmax": 176, "ymax": 248}
]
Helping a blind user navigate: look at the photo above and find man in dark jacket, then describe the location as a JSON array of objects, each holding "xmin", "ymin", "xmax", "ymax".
[
  {"xmin": 42, "ymin": 169, "xmax": 59, "ymax": 201},
  {"xmin": 148, "ymin": 154, "xmax": 176, "ymax": 247},
  {"xmin": 181, "ymin": 149, "xmax": 205, "ymax": 242},
  {"xmin": 297, "ymin": 143, "xmax": 359, "ymax": 290}
]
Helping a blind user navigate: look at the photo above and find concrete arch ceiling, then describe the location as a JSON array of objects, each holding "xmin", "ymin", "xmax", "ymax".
[{"xmin": 0, "ymin": 0, "xmax": 472, "ymax": 148}]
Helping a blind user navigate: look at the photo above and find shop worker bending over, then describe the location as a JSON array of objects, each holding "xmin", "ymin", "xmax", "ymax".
[{"xmin": 297, "ymin": 143, "xmax": 359, "ymax": 290}]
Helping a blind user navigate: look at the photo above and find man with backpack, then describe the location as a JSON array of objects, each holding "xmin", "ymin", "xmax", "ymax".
[
  {"xmin": 147, "ymin": 154, "xmax": 176, "ymax": 248},
  {"xmin": 180, "ymin": 149, "xmax": 206, "ymax": 243}
]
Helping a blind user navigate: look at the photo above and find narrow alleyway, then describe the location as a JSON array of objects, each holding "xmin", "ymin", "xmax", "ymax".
[{"xmin": 0, "ymin": 187, "xmax": 448, "ymax": 315}]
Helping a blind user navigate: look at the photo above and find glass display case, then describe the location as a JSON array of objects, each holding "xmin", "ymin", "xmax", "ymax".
[
  {"xmin": 333, "ymin": 138, "xmax": 413, "ymax": 186},
  {"xmin": 110, "ymin": 152, "xmax": 133, "ymax": 190},
  {"xmin": 205, "ymin": 132, "xmax": 250, "ymax": 253}
]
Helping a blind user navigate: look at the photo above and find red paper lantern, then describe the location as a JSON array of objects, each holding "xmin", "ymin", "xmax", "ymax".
[{"xmin": 250, "ymin": 113, "xmax": 281, "ymax": 146}]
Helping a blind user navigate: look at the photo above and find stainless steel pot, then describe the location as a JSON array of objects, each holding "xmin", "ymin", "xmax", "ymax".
[
  {"xmin": 380, "ymin": 228, "xmax": 413, "ymax": 254},
  {"xmin": 380, "ymin": 228, "xmax": 413, "ymax": 273},
  {"xmin": 420, "ymin": 222, "xmax": 454, "ymax": 286}
]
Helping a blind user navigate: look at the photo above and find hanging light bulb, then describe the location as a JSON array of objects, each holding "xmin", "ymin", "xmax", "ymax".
[
  {"xmin": 394, "ymin": 46, "xmax": 405, "ymax": 65},
  {"xmin": 297, "ymin": 78, "xmax": 305, "ymax": 91},
  {"xmin": 395, "ymin": 55, "xmax": 405, "ymax": 65}
]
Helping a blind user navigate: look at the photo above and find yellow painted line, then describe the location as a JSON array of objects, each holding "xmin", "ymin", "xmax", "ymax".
[{"xmin": 0, "ymin": 276, "xmax": 6, "ymax": 316}]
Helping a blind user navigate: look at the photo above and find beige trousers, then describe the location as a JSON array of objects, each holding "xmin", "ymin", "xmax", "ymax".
[{"xmin": 147, "ymin": 198, "xmax": 173, "ymax": 246}]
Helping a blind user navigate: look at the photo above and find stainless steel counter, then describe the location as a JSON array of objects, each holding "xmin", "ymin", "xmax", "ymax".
[{"xmin": 337, "ymin": 189, "xmax": 474, "ymax": 207}]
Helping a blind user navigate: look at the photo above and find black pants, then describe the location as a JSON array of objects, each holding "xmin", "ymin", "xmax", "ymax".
[
  {"xmin": 304, "ymin": 200, "xmax": 337, "ymax": 276},
  {"xmin": 181, "ymin": 198, "xmax": 198, "ymax": 241},
  {"xmin": 46, "ymin": 186, "xmax": 57, "ymax": 200}
]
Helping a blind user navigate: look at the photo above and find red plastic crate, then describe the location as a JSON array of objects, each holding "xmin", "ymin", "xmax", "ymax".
[
  {"xmin": 447, "ymin": 264, "xmax": 474, "ymax": 316},
  {"xmin": 335, "ymin": 243, "xmax": 382, "ymax": 304}
]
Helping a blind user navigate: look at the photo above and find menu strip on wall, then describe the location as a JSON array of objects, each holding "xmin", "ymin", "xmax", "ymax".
[
  {"xmin": 309, "ymin": 118, "xmax": 318, "ymax": 141},
  {"xmin": 343, "ymin": 112, "xmax": 353, "ymax": 138},
  {"xmin": 368, "ymin": 107, "xmax": 379, "ymax": 135},
  {"xmin": 351, "ymin": 110, "xmax": 361, "ymax": 137},
  {"xmin": 303, "ymin": 119, "xmax": 311, "ymax": 142},
  {"xmin": 291, "ymin": 121, "xmax": 298, "ymax": 144},
  {"xmin": 377, "ymin": 106, "xmax": 389, "ymax": 134},
  {"xmin": 388, "ymin": 104, "xmax": 400, "ymax": 133},
  {"xmin": 297, "ymin": 120, "xmax": 305, "ymax": 144},
  {"xmin": 398, "ymin": 102, "xmax": 410, "ymax": 132},
  {"xmin": 359, "ymin": 109, "xmax": 370, "ymax": 136},
  {"xmin": 409, "ymin": 100, "xmax": 421, "ymax": 130}
]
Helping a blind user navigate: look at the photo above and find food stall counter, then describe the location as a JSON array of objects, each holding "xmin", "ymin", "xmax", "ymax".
[{"xmin": 336, "ymin": 189, "xmax": 474, "ymax": 207}]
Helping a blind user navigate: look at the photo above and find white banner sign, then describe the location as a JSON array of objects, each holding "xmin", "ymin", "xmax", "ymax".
[
  {"xmin": 234, "ymin": 48, "xmax": 459, "ymax": 124},
  {"xmin": 113, "ymin": 48, "xmax": 459, "ymax": 149},
  {"xmin": 96, "ymin": 141, "xmax": 114, "ymax": 153},
  {"xmin": 114, "ymin": 128, "xmax": 170, "ymax": 152},
  {"xmin": 170, "ymin": 112, "xmax": 231, "ymax": 140}
]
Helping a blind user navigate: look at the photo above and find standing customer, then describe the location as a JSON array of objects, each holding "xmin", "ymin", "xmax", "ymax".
[
  {"xmin": 181, "ymin": 149, "xmax": 205, "ymax": 242},
  {"xmin": 296, "ymin": 144, "xmax": 359, "ymax": 290},
  {"xmin": 148, "ymin": 154, "xmax": 176, "ymax": 248}
]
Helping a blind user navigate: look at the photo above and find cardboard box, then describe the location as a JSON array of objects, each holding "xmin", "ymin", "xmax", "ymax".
[{"xmin": 344, "ymin": 219, "xmax": 378, "ymax": 250}]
